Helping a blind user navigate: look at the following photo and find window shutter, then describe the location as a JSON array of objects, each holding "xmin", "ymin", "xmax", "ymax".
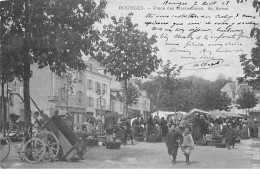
[
  {"xmin": 91, "ymin": 97, "xmax": 94, "ymax": 107},
  {"xmin": 95, "ymin": 82, "xmax": 98, "ymax": 92},
  {"xmin": 96, "ymin": 98, "xmax": 99, "ymax": 109},
  {"xmin": 104, "ymin": 99, "xmax": 106, "ymax": 109},
  {"xmin": 86, "ymin": 96, "xmax": 89, "ymax": 107}
]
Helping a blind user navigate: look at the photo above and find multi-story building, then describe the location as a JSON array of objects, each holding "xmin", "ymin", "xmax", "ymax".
[
  {"xmin": 1, "ymin": 56, "xmax": 151, "ymax": 130},
  {"xmin": 87, "ymin": 57, "xmax": 151, "ymax": 119},
  {"xmin": 3, "ymin": 64, "xmax": 87, "ymax": 126},
  {"xmin": 84, "ymin": 61, "xmax": 111, "ymax": 121},
  {"xmin": 128, "ymin": 90, "xmax": 150, "ymax": 118},
  {"xmin": 221, "ymin": 81, "xmax": 260, "ymax": 114},
  {"xmin": 2, "ymin": 61, "xmax": 111, "ymax": 129}
]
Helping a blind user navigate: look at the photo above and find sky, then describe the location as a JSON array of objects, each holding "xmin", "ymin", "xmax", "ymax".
[{"xmin": 97, "ymin": 0, "xmax": 260, "ymax": 81}]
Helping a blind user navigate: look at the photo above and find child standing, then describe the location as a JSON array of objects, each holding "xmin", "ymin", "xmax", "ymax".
[
  {"xmin": 166, "ymin": 123, "xmax": 183, "ymax": 164},
  {"xmin": 181, "ymin": 126, "xmax": 194, "ymax": 165}
]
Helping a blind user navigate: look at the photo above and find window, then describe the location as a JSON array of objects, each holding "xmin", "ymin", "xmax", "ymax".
[
  {"xmin": 77, "ymin": 91, "xmax": 83, "ymax": 103},
  {"xmin": 75, "ymin": 113, "xmax": 79, "ymax": 123},
  {"xmin": 88, "ymin": 64, "xmax": 93, "ymax": 72},
  {"xmin": 102, "ymin": 83, "xmax": 107, "ymax": 94},
  {"xmin": 79, "ymin": 114, "xmax": 82, "ymax": 123},
  {"xmin": 101, "ymin": 99, "xmax": 106, "ymax": 110},
  {"xmin": 87, "ymin": 96, "xmax": 94, "ymax": 108},
  {"xmin": 78, "ymin": 71, "xmax": 83, "ymax": 82},
  {"xmin": 96, "ymin": 98, "xmax": 100, "ymax": 109},
  {"xmin": 9, "ymin": 94, "xmax": 14, "ymax": 106},
  {"xmin": 95, "ymin": 82, "xmax": 101, "ymax": 93},
  {"xmin": 87, "ymin": 79, "xmax": 93, "ymax": 91},
  {"xmin": 60, "ymin": 87, "xmax": 66, "ymax": 101},
  {"xmin": 120, "ymin": 102, "xmax": 123, "ymax": 112},
  {"xmin": 112, "ymin": 101, "xmax": 115, "ymax": 111}
]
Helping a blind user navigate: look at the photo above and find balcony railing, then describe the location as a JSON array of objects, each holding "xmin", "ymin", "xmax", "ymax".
[{"xmin": 48, "ymin": 96, "xmax": 60, "ymax": 102}]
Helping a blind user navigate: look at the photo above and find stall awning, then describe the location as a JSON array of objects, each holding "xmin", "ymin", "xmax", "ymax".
[
  {"xmin": 221, "ymin": 112, "xmax": 243, "ymax": 118},
  {"xmin": 185, "ymin": 108, "xmax": 210, "ymax": 117},
  {"xmin": 209, "ymin": 110, "xmax": 225, "ymax": 119}
]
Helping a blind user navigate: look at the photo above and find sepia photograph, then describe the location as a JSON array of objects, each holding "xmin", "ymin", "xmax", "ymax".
[{"xmin": 0, "ymin": 0, "xmax": 260, "ymax": 170}]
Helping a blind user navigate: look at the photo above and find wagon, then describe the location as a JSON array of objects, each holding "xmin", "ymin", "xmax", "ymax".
[
  {"xmin": 41, "ymin": 115, "xmax": 86, "ymax": 161},
  {"xmin": 7, "ymin": 93, "xmax": 86, "ymax": 162}
]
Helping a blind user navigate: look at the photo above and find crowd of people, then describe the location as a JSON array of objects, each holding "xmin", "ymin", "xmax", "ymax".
[{"xmin": 3, "ymin": 109, "xmax": 259, "ymax": 164}]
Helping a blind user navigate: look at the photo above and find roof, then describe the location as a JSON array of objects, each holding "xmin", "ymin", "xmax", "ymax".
[
  {"xmin": 221, "ymin": 82, "xmax": 256, "ymax": 99},
  {"xmin": 221, "ymin": 83, "xmax": 236, "ymax": 99},
  {"xmin": 237, "ymin": 84, "xmax": 251, "ymax": 94}
]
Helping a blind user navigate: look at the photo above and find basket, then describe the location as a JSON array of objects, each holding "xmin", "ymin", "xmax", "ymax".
[
  {"xmin": 196, "ymin": 140, "xmax": 207, "ymax": 146},
  {"xmin": 85, "ymin": 138, "xmax": 99, "ymax": 146},
  {"xmin": 146, "ymin": 136, "xmax": 162, "ymax": 142},
  {"xmin": 156, "ymin": 136, "xmax": 162, "ymax": 142},
  {"xmin": 106, "ymin": 141, "xmax": 121, "ymax": 149},
  {"xmin": 135, "ymin": 136, "xmax": 144, "ymax": 142},
  {"xmin": 215, "ymin": 143, "xmax": 226, "ymax": 148},
  {"xmin": 206, "ymin": 140, "xmax": 220, "ymax": 146}
]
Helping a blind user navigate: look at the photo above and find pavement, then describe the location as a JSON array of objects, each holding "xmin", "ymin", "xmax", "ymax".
[{"xmin": 1, "ymin": 138, "xmax": 260, "ymax": 169}]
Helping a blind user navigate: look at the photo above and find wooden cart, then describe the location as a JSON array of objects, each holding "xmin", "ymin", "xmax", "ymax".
[{"xmin": 42, "ymin": 115, "xmax": 85, "ymax": 161}]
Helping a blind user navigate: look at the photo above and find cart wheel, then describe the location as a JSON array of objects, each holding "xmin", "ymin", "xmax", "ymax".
[
  {"xmin": 0, "ymin": 138, "xmax": 11, "ymax": 162},
  {"xmin": 36, "ymin": 131, "xmax": 60, "ymax": 162},
  {"xmin": 23, "ymin": 138, "xmax": 46, "ymax": 164}
]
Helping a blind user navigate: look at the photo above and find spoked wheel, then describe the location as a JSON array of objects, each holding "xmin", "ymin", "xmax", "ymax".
[
  {"xmin": 36, "ymin": 131, "xmax": 60, "ymax": 161},
  {"xmin": 0, "ymin": 138, "xmax": 11, "ymax": 162},
  {"xmin": 23, "ymin": 138, "xmax": 46, "ymax": 164}
]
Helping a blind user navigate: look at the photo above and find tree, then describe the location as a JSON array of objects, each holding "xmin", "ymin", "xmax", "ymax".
[
  {"xmin": 1, "ymin": 0, "xmax": 107, "ymax": 133},
  {"xmin": 126, "ymin": 82, "xmax": 139, "ymax": 106},
  {"xmin": 236, "ymin": 89, "xmax": 259, "ymax": 115},
  {"xmin": 61, "ymin": 70, "xmax": 76, "ymax": 112},
  {"xmin": 96, "ymin": 12, "xmax": 161, "ymax": 118},
  {"xmin": 139, "ymin": 74, "xmax": 233, "ymax": 113},
  {"xmin": 203, "ymin": 88, "xmax": 231, "ymax": 111},
  {"xmin": 239, "ymin": 0, "xmax": 260, "ymax": 89}
]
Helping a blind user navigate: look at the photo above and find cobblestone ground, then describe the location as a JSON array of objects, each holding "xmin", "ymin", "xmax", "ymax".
[{"xmin": 1, "ymin": 139, "xmax": 260, "ymax": 169}]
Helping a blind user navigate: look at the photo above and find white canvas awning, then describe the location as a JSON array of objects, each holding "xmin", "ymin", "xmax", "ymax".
[
  {"xmin": 185, "ymin": 108, "xmax": 210, "ymax": 117},
  {"xmin": 151, "ymin": 111, "xmax": 176, "ymax": 119},
  {"xmin": 151, "ymin": 111, "xmax": 187, "ymax": 119}
]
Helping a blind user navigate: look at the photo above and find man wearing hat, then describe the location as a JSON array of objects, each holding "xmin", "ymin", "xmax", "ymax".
[
  {"xmin": 225, "ymin": 123, "xmax": 236, "ymax": 149},
  {"xmin": 104, "ymin": 110, "xmax": 117, "ymax": 142}
]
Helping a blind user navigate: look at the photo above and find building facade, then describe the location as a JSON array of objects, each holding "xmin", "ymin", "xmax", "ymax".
[
  {"xmin": 221, "ymin": 81, "xmax": 260, "ymax": 114},
  {"xmin": 3, "ymin": 61, "xmax": 111, "ymax": 129},
  {"xmin": 1, "ymin": 57, "xmax": 151, "ymax": 129},
  {"xmin": 84, "ymin": 62, "xmax": 111, "ymax": 122}
]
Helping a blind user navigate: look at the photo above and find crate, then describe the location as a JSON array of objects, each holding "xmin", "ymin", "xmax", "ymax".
[
  {"xmin": 85, "ymin": 138, "xmax": 99, "ymax": 146},
  {"xmin": 146, "ymin": 136, "xmax": 162, "ymax": 142},
  {"xmin": 106, "ymin": 141, "xmax": 121, "ymax": 149},
  {"xmin": 206, "ymin": 139, "xmax": 220, "ymax": 146},
  {"xmin": 97, "ymin": 136, "xmax": 106, "ymax": 146},
  {"xmin": 135, "ymin": 136, "xmax": 144, "ymax": 142},
  {"xmin": 196, "ymin": 140, "xmax": 207, "ymax": 146},
  {"xmin": 215, "ymin": 143, "xmax": 226, "ymax": 148}
]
